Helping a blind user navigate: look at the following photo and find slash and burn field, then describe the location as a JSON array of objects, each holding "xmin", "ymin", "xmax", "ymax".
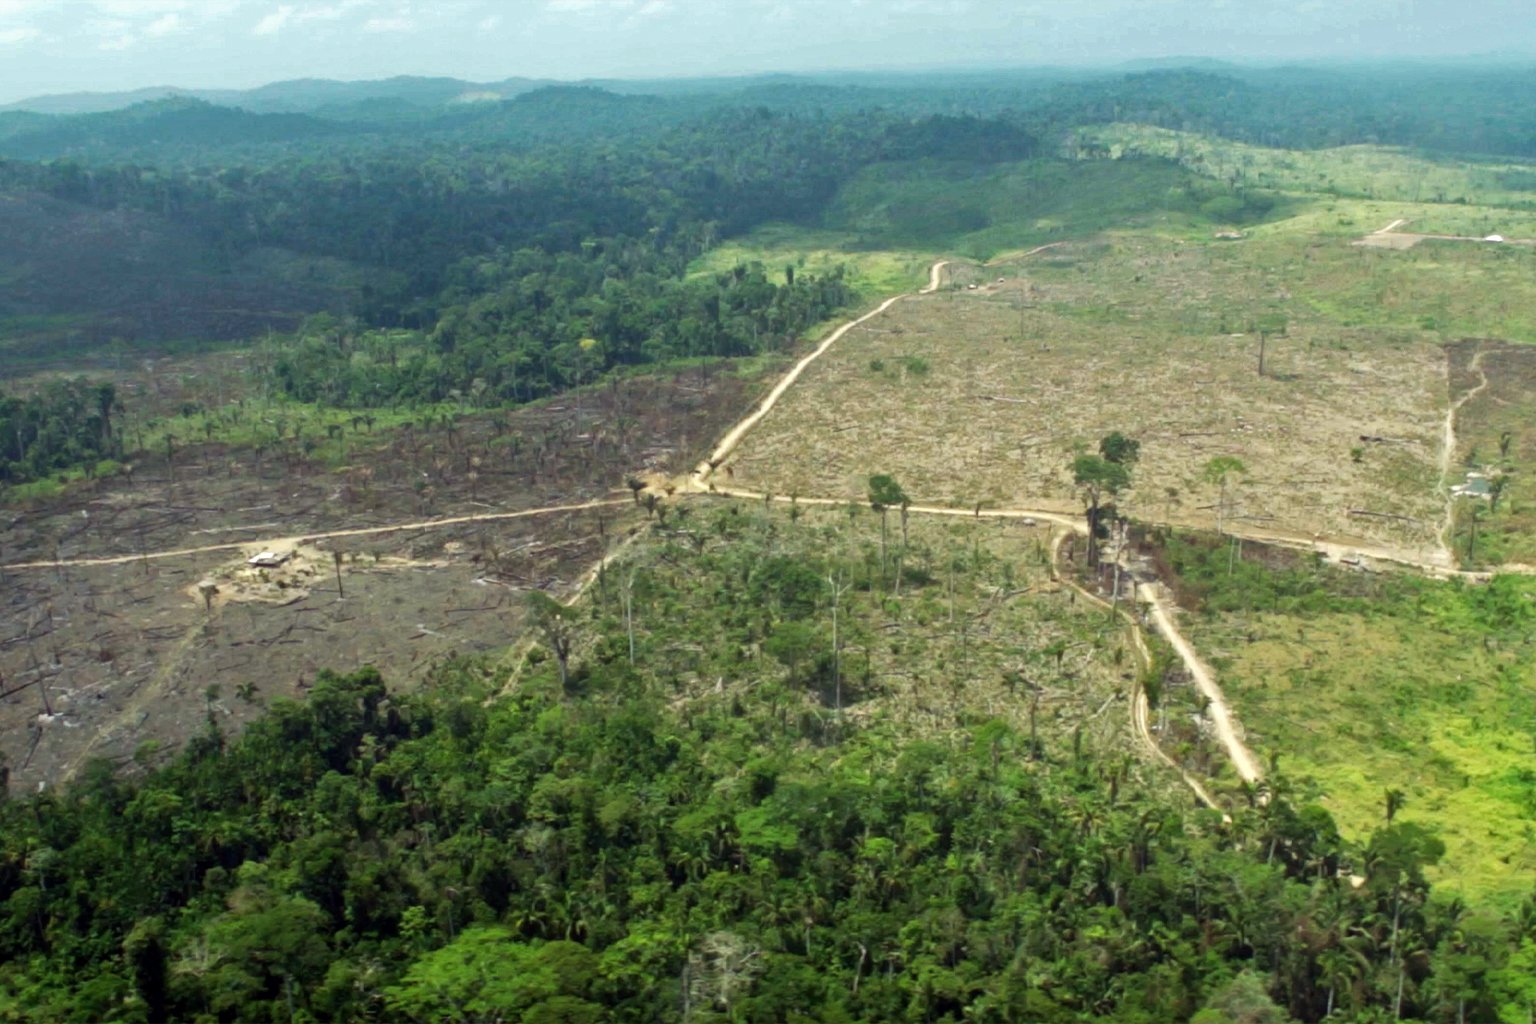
[{"xmin": 0, "ymin": 369, "xmax": 755, "ymax": 791}]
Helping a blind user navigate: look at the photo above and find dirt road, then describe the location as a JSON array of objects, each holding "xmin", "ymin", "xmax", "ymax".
[
  {"xmin": 1437, "ymin": 349, "xmax": 1489, "ymax": 560},
  {"xmin": 1142, "ymin": 582, "xmax": 1263, "ymax": 784},
  {"xmin": 1356, "ymin": 217, "xmax": 1536, "ymax": 250},
  {"xmin": 0, "ymin": 497, "xmax": 632, "ymax": 572},
  {"xmin": 690, "ymin": 261, "xmax": 950, "ymax": 486},
  {"xmin": 1048, "ymin": 531, "xmax": 1226, "ymax": 810}
]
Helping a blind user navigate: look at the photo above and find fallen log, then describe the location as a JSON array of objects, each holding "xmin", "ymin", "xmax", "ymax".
[{"xmin": 1346, "ymin": 509, "xmax": 1421, "ymax": 523}]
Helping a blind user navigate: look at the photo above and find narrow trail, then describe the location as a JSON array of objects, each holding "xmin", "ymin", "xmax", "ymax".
[
  {"xmin": 1049, "ymin": 531, "xmax": 1226, "ymax": 811},
  {"xmin": 64, "ymin": 617, "xmax": 205, "ymax": 782},
  {"xmin": 0, "ymin": 497, "xmax": 631, "ymax": 572},
  {"xmin": 1437, "ymin": 348, "xmax": 1490, "ymax": 562}
]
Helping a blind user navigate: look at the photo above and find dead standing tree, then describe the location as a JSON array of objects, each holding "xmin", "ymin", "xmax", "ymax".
[{"xmin": 527, "ymin": 590, "xmax": 577, "ymax": 688}]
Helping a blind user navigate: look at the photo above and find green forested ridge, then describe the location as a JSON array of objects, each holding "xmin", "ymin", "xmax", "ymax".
[
  {"xmin": 0, "ymin": 102, "xmax": 1038, "ymax": 374},
  {"xmin": 3, "ymin": 504, "xmax": 1532, "ymax": 1023},
  {"xmin": 6, "ymin": 61, "xmax": 1536, "ymax": 371}
]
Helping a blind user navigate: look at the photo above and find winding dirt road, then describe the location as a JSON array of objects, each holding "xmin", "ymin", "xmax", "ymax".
[{"xmin": 1048, "ymin": 531, "xmax": 1226, "ymax": 810}]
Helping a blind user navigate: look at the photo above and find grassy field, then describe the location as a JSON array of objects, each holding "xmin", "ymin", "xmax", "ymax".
[
  {"xmin": 691, "ymin": 154, "xmax": 1282, "ymax": 301},
  {"xmin": 689, "ymin": 224, "xmax": 936, "ymax": 299},
  {"xmin": 1078, "ymin": 123, "xmax": 1536, "ymax": 212},
  {"xmin": 1144, "ymin": 532, "xmax": 1536, "ymax": 906},
  {"xmin": 819, "ymin": 157, "xmax": 1259, "ymax": 257}
]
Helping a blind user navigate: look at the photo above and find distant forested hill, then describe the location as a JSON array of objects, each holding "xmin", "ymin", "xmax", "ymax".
[
  {"xmin": 1, "ymin": 62, "xmax": 1533, "ymax": 375},
  {"xmin": 0, "ymin": 98, "xmax": 1041, "ymax": 368}
]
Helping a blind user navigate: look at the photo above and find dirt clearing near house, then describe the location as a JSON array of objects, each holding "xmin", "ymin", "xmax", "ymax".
[{"xmin": 0, "ymin": 367, "xmax": 756, "ymax": 791}]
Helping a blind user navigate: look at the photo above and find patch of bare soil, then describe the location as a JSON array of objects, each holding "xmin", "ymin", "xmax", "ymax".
[{"xmin": 0, "ymin": 367, "xmax": 754, "ymax": 793}]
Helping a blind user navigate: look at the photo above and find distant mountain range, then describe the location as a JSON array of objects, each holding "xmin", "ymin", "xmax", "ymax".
[
  {"xmin": 0, "ymin": 72, "xmax": 916, "ymax": 117},
  {"xmin": 0, "ymin": 75, "xmax": 561, "ymax": 117},
  {"xmin": 7, "ymin": 55, "xmax": 1536, "ymax": 119},
  {"xmin": 0, "ymin": 63, "xmax": 1258, "ymax": 118}
]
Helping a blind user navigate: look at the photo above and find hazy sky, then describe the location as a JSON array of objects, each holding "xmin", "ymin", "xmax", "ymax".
[{"xmin": 0, "ymin": 0, "xmax": 1530, "ymax": 104}]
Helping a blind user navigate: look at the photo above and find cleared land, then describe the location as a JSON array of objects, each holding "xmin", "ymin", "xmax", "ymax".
[
  {"xmin": 0, "ymin": 369, "xmax": 754, "ymax": 791},
  {"xmin": 723, "ymin": 233, "xmax": 1454, "ymax": 560}
]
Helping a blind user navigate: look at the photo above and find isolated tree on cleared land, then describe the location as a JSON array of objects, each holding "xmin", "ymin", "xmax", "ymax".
[
  {"xmin": 867, "ymin": 473, "xmax": 909, "ymax": 583},
  {"xmin": 1098, "ymin": 431, "xmax": 1141, "ymax": 467},
  {"xmin": 1202, "ymin": 456, "xmax": 1247, "ymax": 534},
  {"xmin": 527, "ymin": 590, "xmax": 577, "ymax": 688},
  {"xmin": 1072, "ymin": 437, "xmax": 1136, "ymax": 567}
]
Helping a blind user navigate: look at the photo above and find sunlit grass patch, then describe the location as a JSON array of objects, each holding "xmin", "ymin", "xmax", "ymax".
[
  {"xmin": 1172, "ymin": 555, "xmax": 1536, "ymax": 906},
  {"xmin": 689, "ymin": 224, "xmax": 933, "ymax": 299}
]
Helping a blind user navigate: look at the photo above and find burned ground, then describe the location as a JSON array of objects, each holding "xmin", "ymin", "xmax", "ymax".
[{"xmin": 0, "ymin": 366, "xmax": 756, "ymax": 792}]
